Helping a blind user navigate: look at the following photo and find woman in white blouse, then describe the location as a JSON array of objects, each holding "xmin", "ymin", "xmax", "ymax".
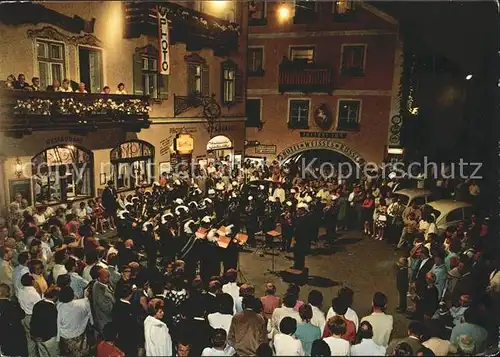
[
  {"xmin": 57, "ymin": 286, "xmax": 92, "ymax": 357},
  {"xmin": 207, "ymin": 293, "xmax": 234, "ymax": 334},
  {"xmin": 144, "ymin": 299, "xmax": 173, "ymax": 357}
]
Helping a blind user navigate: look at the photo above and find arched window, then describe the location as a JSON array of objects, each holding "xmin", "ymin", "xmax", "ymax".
[
  {"xmin": 110, "ymin": 140, "xmax": 155, "ymax": 190},
  {"xmin": 31, "ymin": 145, "xmax": 94, "ymax": 204}
]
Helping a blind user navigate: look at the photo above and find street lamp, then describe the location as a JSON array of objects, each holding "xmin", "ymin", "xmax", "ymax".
[{"xmin": 277, "ymin": 3, "xmax": 291, "ymax": 21}]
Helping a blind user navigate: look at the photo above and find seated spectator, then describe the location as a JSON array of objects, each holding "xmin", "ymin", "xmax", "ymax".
[
  {"xmin": 14, "ymin": 73, "xmax": 30, "ymax": 90},
  {"xmin": 5, "ymin": 74, "xmax": 16, "ymax": 89},
  {"xmin": 207, "ymin": 293, "xmax": 234, "ymax": 334},
  {"xmin": 308, "ymin": 290, "xmax": 326, "ymax": 330},
  {"xmin": 323, "ymin": 316, "xmax": 350, "ymax": 356},
  {"xmin": 256, "ymin": 343, "xmax": 273, "ymax": 357},
  {"xmin": 273, "ymin": 316, "xmax": 304, "ymax": 356},
  {"xmin": 97, "ymin": 323, "xmax": 125, "ymax": 357},
  {"xmin": 77, "ymin": 82, "xmax": 88, "ymax": 93},
  {"xmin": 46, "ymin": 79, "xmax": 60, "ymax": 92},
  {"xmin": 31, "ymin": 77, "xmax": 41, "ymax": 91},
  {"xmin": 323, "ymin": 296, "xmax": 356, "ymax": 343},
  {"xmin": 310, "ymin": 339, "xmax": 331, "ymax": 357},
  {"xmin": 386, "ymin": 321, "xmax": 424, "ymax": 355},
  {"xmin": 449, "ymin": 307, "xmax": 488, "ymax": 354},
  {"xmin": 60, "ymin": 79, "xmax": 73, "ymax": 92},
  {"xmin": 116, "ymin": 82, "xmax": 127, "ymax": 94},
  {"xmin": 287, "ymin": 283, "xmax": 304, "ymax": 311},
  {"xmin": 422, "ymin": 322, "xmax": 457, "ymax": 356},
  {"xmin": 360, "ymin": 292, "xmax": 393, "ymax": 347},
  {"xmin": 102, "ymin": 86, "xmax": 111, "ymax": 94},
  {"xmin": 201, "ymin": 328, "xmax": 235, "ymax": 356},
  {"xmin": 392, "ymin": 342, "xmax": 414, "ymax": 356},
  {"xmin": 351, "ymin": 321, "xmax": 385, "ymax": 356},
  {"xmin": 260, "ymin": 282, "xmax": 281, "ymax": 321},
  {"xmin": 326, "ymin": 287, "xmax": 359, "ymax": 331},
  {"xmin": 295, "ymin": 304, "xmax": 321, "ymax": 355}
]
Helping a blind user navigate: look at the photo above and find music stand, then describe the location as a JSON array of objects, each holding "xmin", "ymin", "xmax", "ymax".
[{"xmin": 265, "ymin": 230, "xmax": 282, "ymax": 276}]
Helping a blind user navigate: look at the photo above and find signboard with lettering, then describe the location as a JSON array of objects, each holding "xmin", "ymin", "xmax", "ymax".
[
  {"xmin": 255, "ymin": 145, "xmax": 277, "ymax": 154},
  {"xmin": 157, "ymin": 6, "xmax": 170, "ymax": 75},
  {"xmin": 300, "ymin": 131, "xmax": 347, "ymax": 139},
  {"xmin": 45, "ymin": 136, "xmax": 84, "ymax": 146},
  {"xmin": 174, "ymin": 133, "xmax": 194, "ymax": 155},
  {"xmin": 207, "ymin": 135, "xmax": 233, "ymax": 151},
  {"xmin": 276, "ymin": 140, "xmax": 365, "ymax": 165}
]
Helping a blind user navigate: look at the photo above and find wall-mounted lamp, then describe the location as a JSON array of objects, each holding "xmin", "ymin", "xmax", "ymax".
[
  {"xmin": 277, "ymin": 3, "xmax": 291, "ymax": 21},
  {"xmin": 14, "ymin": 158, "xmax": 22, "ymax": 178}
]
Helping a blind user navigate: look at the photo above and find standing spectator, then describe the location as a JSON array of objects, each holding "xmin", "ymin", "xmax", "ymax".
[
  {"xmin": 102, "ymin": 180, "xmax": 118, "ymax": 231},
  {"xmin": 52, "ymin": 249, "xmax": 68, "ymax": 283},
  {"xmin": 91, "ymin": 268, "xmax": 116, "ymax": 335},
  {"xmin": 77, "ymin": 82, "xmax": 88, "ymax": 93},
  {"xmin": 0, "ymin": 247, "xmax": 14, "ymax": 293},
  {"xmin": 102, "ymin": 86, "xmax": 111, "ymax": 94},
  {"xmin": 413, "ymin": 247, "xmax": 434, "ymax": 300},
  {"xmin": 31, "ymin": 77, "xmax": 41, "ymax": 91},
  {"xmin": 18, "ymin": 273, "xmax": 42, "ymax": 356},
  {"xmin": 207, "ymin": 293, "xmax": 234, "ymax": 334},
  {"xmin": 386, "ymin": 321, "xmax": 424, "ymax": 355},
  {"xmin": 97, "ymin": 323, "xmax": 125, "ymax": 357},
  {"xmin": 430, "ymin": 250, "xmax": 447, "ymax": 298},
  {"xmin": 112, "ymin": 283, "xmax": 141, "ymax": 357},
  {"xmin": 201, "ymin": 328, "xmax": 235, "ymax": 356},
  {"xmin": 273, "ymin": 316, "xmax": 304, "ymax": 356},
  {"xmin": 65, "ymin": 257, "xmax": 89, "ymax": 299},
  {"xmin": 360, "ymin": 292, "xmax": 393, "ymax": 347},
  {"xmin": 228, "ymin": 296, "xmax": 267, "ymax": 356},
  {"xmin": 0, "ymin": 283, "xmax": 27, "ymax": 356},
  {"xmin": 449, "ymin": 307, "xmax": 488, "ymax": 354},
  {"xmin": 31, "ymin": 286, "xmax": 59, "ymax": 357},
  {"xmin": 295, "ymin": 304, "xmax": 321, "ymax": 355},
  {"xmin": 30, "ymin": 259, "xmax": 48, "ymax": 296},
  {"xmin": 351, "ymin": 321, "xmax": 386, "ymax": 356},
  {"xmin": 222, "ymin": 268, "xmax": 239, "ymax": 311},
  {"xmin": 14, "ymin": 73, "xmax": 30, "ymax": 90},
  {"xmin": 144, "ymin": 299, "xmax": 173, "ymax": 357},
  {"xmin": 308, "ymin": 290, "xmax": 326, "ymax": 330},
  {"xmin": 60, "ymin": 79, "xmax": 73, "ymax": 92},
  {"xmin": 322, "ymin": 316, "xmax": 350, "ymax": 356},
  {"xmin": 261, "ymin": 282, "xmax": 282, "ymax": 321},
  {"xmin": 362, "ymin": 193, "xmax": 375, "ymax": 236},
  {"xmin": 57, "ymin": 287, "xmax": 92, "ymax": 357},
  {"xmin": 116, "ymin": 83, "xmax": 127, "ymax": 94},
  {"xmin": 395, "ymin": 257, "xmax": 409, "ymax": 313},
  {"xmin": 13, "ymin": 251, "xmax": 30, "ymax": 296}
]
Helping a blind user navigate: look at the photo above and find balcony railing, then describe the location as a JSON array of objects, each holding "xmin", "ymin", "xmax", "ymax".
[
  {"xmin": 124, "ymin": 2, "xmax": 241, "ymax": 56},
  {"xmin": 278, "ymin": 59, "xmax": 334, "ymax": 93},
  {"xmin": 0, "ymin": 89, "xmax": 150, "ymax": 137}
]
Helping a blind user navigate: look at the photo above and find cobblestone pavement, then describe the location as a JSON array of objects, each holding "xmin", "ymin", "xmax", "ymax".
[{"xmin": 239, "ymin": 230, "xmax": 409, "ymax": 339}]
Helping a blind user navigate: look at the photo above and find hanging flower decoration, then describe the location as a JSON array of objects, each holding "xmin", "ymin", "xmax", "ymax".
[{"xmin": 13, "ymin": 96, "xmax": 150, "ymax": 117}]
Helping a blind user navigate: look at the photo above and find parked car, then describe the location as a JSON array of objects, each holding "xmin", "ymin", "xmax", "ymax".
[
  {"xmin": 421, "ymin": 200, "xmax": 473, "ymax": 235},
  {"xmin": 393, "ymin": 188, "xmax": 434, "ymax": 209}
]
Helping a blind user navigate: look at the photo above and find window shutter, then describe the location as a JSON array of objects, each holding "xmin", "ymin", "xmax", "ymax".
[
  {"xmin": 235, "ymin": 70, "xmax": 244, "ymax": 102},
  {"xmin": 187, "ymin": 63, "xmax": 196, "ymax": 94},
  {"xmin": 133, "ymin": 53, "xmax": 144, "ymax": 95},
  {"xmin": 159, "ymin": 74, "xmax": 169, "ymax": 99},
  {"xmin": 201, "ymin": 64, "xmax": 210, "ymax": 96}
]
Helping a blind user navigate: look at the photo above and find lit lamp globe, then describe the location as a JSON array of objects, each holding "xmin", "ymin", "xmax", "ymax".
[
  {"xmin": 277, "ymin": 5, "xmax": 291, "ymax": 21},
  {"xmin": 211, "ymin": 0, "xmax": 227, "ymax": 10}
]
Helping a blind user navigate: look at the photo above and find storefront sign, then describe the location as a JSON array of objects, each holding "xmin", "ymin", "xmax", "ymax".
[
  {"xmin": 169, "ymin": 127, "xmax": 197, "ymax": 134},
  {"xmin": 174, "ymin": 133, "xmax": 194, "ymax": 155},
  {"xmin": 276, "ymin": 140, "xmax": 365, "ymax": 165},
  {"xmin": 255, "ymin": 145, "xmax": 276, "ymax": 154},
  {"xmin": 157, "ymin": 6, "xmax": 170, "ymax": 75},
  {"xmin": 45, "ymin": 136, "xmax": 84, "ymax": 146},
  {"xmin": 313, "ymin": 103, "xmax": 333, "ymax": 131},
  {"xmin": 300, "ymin": 131, "xmax": 347, "ymax": 139},
  {"xmin": 213, "ymin": 124, "xmax": 236, "ymax": 132},
  {"xmin": 207, "ymin": 135, "xmax": 233, "ymax": 151}
]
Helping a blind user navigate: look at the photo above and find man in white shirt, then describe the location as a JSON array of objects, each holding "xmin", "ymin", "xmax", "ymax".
[
  {"xmin": 308, "ymin": 290, "xmax": 326, "ymax": 330},
  {"xmin": 323, "ymin": 316, "xmax": 350, "ymax": 356},
  {"xmin": 18, "ymin": 273, "xmax": 42, "ymax": 357},
  {"xmin": 202, "ymin": 328, "xmax": 236, "ymax": 356},
  {"xmin": 326, "ymin": 287, "xmax": 359, "ymax": 332},
  {"xmin": 52, "ymin": 249, "xmax": 68, "ymax": 283},
  {"xmin": 222, "ymin": 269, "xmax": 239, "ymax": 312},
  {"xmin": 273, "ymin": 317, "xmax": 304, "ymax": 356},
  {"xmin": 12, "ymin": 252, "xmax": 30, "ymax": 296},
  {"xmin": 351, "ymin": 321, "xmax": 386, "ymax": 356},
  {"xmin": 360, "ymin": 292, "xmax": 393, "ymax": 347},
  {"xmin": 270, "ymin": 293, "xmax": 301, "ymax": 338}
]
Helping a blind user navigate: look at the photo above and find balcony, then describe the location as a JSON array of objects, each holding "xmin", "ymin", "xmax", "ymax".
[
  {"xmin": 0, "ymin": 90, "xmax": 150, "ymax": 137},
  {"xmin": 278, "ymin": 59, "xmax": 334, "ymax": 94},
  {"xmin": 124, "ymin": 2, "xmax": 241, "ymax": 56}
]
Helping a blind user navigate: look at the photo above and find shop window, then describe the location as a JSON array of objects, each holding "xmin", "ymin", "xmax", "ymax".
[
  {"xmin": 337, "ymin": 100, "xmax": 360, "ymax": 131},
  {"xmin": 290, "ymin": 46, "xmax": 315, "ymax": 63},
  {"xmin": 248, "ymin": 47, "xmax": 264, "ymax": 76},
  {"xmin": 133, "ymin": 45, "xmax": 168, "ymax": 99},
  {"xmin": 246, "ymin": 98, "xmax": 262, "ymax": 127},
  {"xmin": 341, "ymin": 44, "xmax": 366, "ymax": 77},
  {"xmin": 32, "ymin": 145, "xmax": 93, "ymax": 204},
  {"xmin": 288, "ymin": 99, "xmax": 310, "ymax": 129},
  {"xmin": 36, "ymin": 40, "xmax": 65, "ymax": 90},
  {"xmin": 110, "ymin": 140, "xmax": 155, "ymax": 190}
]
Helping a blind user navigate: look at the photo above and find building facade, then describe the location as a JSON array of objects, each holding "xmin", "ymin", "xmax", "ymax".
[
  {"xmin": 244, "ymin": 1, "xmax": 402, "ymax": 165},
  {"xmin": 0, "ymin": 1, "xmax": 247, "ymax": 208}
]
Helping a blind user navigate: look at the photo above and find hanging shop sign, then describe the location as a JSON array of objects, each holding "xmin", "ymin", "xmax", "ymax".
[
  {"xmin": 276, "ymin": 140, "xmax": 365, "ymax": 165},
  {"xmin": 174, "ymin": 133, "xmax": 194, "ymax": 155},
  {"xmin": 255, "ymin": 145, "xmax": 277, "ymax": 154},
  {"xmin": 313, "ymin": 103, "xmax": 333, "ymax": 131},
  {"xmin": 157, "ymin": 6, "xmax": 170, "ymax": 75},
  {"xmin": 207, "ymin": 135, "xmax": 233, "ymax": 151},
  {"xmin": 300, "ymin": 131, "xmax": 347, "ymax": 139}
]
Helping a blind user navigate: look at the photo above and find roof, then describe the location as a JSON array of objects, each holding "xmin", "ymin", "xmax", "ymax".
[{"xmin": 424, "ymin": 199, "xmax": 472, "ymax": 212}]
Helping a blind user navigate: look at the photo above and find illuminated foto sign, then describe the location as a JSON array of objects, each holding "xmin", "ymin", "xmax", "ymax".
[
  {"xmin": 174, "ymin": 133, "xmax": 194, "ymax": 155},
  {"xmin": 157, "ymin": 6, "xmax": 170, "ymax": 75}
]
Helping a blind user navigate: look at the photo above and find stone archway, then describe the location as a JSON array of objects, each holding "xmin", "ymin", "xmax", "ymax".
[{"xmin": 276, "ymin": 140, "xmax": 366, "ymax": 166}]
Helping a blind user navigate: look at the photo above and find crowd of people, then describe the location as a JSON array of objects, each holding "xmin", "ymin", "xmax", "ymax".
[
  {"xmin": 0, "ymin": 159, "xmax": 497, "ymax": 356},
  {"xmin": 3, "ymin": 73, "xmax": 127, "ymax": 95}
]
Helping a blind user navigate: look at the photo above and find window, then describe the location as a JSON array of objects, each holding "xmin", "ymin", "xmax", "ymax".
[
  {"xmin": 290, "ymin": 46, "xmax": 315, "ymax": 63},
  {"xmin": 294, "ymin": 1, "xmax": 316, "ymax": 24},
  {"xmin": 412, "ymin": 196, "xmax": 426, "ymax": 207},
  {"xmin": 133, "ymin": 45, "xmax": 168, "ymax": 99},
  {"xmin": 36, "ymin": 40, "xmax": 65, "ymax": 90},
  {"xmin": 246, "ymin": 99, "xmax": 262, "ymax": 127},
  {"xmin": 288, "ymin": 100, "xmax": 310, "ymax": 129},
  {"xmin": 221, "ymin": 60, "xmax": 243, "ymax": 105},
  {"xmin": 248, "ymin": 47, "xmax": 264, "ymax": 75},
  {"xmin": 142, "ymin": 56, "xmax": 158, "ymax": 99},
  {"xmin": 248, "ymin": 1, "xmax": 267, "ymax": 26},
  {"xmin": 341, "ymin": 44, "xmax": 366, "ymax": 76},
  {"xmin": 337, "ymin": 100, "xmax": 360, "ymax": 131},
  {"xmin": 223, "ymin": 68, "xmax": 235, "ymax": 103},
  {"xmin": 333, "ymin": 0, "xmax": 356, "ymax": 15},
  {"xmin": 446, "ymin": 208, "xmax": 463, "ymax": 223},
  {"xmin": 186, "ymin": 54, "xmax": 209, "ymax": 96},
  {"xmin": 111, "ymin": 140, "xmax": 154, "ymax": 190},
  {"xmin": 32, "ymin": 145, "xmax": 93, "ymax": 204}
]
